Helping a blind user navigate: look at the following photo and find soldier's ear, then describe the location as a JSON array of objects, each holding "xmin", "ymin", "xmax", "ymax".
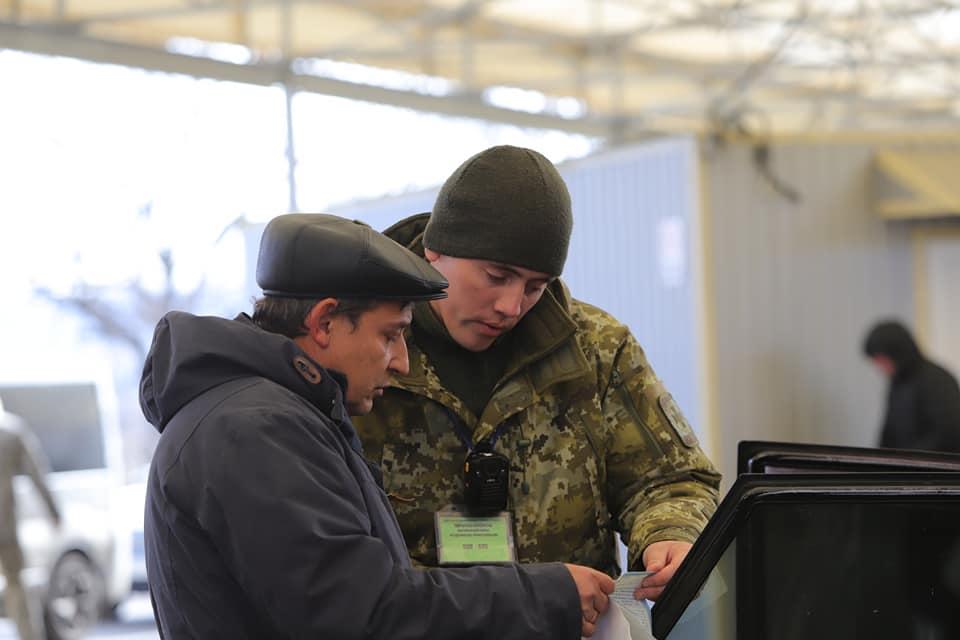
[{"xmin": 305, "ymin": 298, "xmax": 339, "ymax": 349}]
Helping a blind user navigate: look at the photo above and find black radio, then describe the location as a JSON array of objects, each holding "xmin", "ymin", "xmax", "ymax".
[{"xmin": 463, "ymin": 441, "xmax": 509, "ymax": 514}]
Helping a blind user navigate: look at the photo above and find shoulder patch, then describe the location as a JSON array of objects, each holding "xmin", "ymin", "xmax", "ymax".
[{"xmin": 658, "ymin": 393, "xmax": 698, "ymax": 448}]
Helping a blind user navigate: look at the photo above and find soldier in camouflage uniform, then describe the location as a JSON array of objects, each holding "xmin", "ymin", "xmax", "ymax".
[{"xmin": 354, "ymin": 145, "xmax": 721, "ymax": 601}]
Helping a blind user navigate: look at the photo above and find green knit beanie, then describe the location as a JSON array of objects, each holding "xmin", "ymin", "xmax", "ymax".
[{"xmin": 423, "ymin": 145, "xmax": 573, "ymax": 276}]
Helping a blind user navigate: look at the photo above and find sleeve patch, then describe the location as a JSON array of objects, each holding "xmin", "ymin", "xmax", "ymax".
[{"xmin": 658, "ymin": 393, "xmax": 699, "ymax": 448}]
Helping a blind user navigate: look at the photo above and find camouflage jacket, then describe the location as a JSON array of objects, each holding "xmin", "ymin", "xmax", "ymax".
[{"xmin": 354, "ymin": 214, "xmax": 721, "ymax": 575}]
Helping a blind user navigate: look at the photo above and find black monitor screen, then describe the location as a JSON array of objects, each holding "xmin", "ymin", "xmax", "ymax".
[
  {"xmin": 743, "ymin": 496, "xmax": 960, "ymax": 640},
  {"xmin": 659, "ymin": 476, "xmax": 960, "ymax": 640}
]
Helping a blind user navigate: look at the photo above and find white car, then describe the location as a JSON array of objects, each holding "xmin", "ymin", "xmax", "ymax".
[
  {"xmin": 118, "ymin": 467, "xmax": 149, "ymax": 594},
  {"xmin": 1, "ymin": 382, "xmax": 134, "ymax": 640}
]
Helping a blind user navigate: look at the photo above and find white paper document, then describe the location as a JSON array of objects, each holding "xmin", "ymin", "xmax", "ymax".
[{"xmin": 585, "ymin": 571, "xmax": 655, "ymax": 640}]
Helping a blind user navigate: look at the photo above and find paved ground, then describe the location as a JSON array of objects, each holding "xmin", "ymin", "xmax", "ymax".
[{"xmin": 0, "ymin": 593, "xmax": 159, "ymax": 640}]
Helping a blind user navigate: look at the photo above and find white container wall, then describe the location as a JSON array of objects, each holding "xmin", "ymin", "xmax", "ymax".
[{"xmin": 701, "ymin": 138, "xmax": 927, "ymax": 481}]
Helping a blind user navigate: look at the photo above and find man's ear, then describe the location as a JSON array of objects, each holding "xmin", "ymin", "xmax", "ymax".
[
  {"xmin": 424, "ymin": 248, "xmax": 440, "ymax": 263},
  {"xmin": 304, "ymin": 298, "xmax": 340, "ymax": 348}
]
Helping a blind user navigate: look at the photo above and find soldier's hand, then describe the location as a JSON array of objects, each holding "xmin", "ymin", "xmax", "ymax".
[
  {"xmin": 635, "ymin": 540, "xmax": 692, "ymax": 601},
  {"xmin": 563, "ymin": 563, "xmax": 614, "ymax": 637}
]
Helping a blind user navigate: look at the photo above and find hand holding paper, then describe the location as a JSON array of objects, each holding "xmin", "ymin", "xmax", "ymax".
[
  {"xmin": 564, "ymin": 563, "xmax": 616, "ymax": 637},
  {"xmin": 586, "ymin": 572, "xmax": 654, "ymax": 640},
  {"xmin": 635, "ymin": 540, "xmax": 693, "ymax": 601}
]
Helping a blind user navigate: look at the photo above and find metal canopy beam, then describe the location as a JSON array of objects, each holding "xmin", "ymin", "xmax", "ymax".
[
  {"xmin": 0, "ymin": 21, "xmax": 616, "ymax": 138},
  {"xmin": 4, "ymin": 0, "xmax": 959, "ymax": 136}
]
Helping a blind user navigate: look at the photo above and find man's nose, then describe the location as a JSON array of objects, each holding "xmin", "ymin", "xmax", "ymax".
[
  {"xmin": 493, "ymin": 283, "xmax": 524, "ymax": 318},
  {"xmin": 389, "ymin": 337, "xmax": 410, "ymax": 376}
]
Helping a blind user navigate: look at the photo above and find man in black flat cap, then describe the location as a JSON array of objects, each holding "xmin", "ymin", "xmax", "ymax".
[{"xmin": 140, "ymin": 214, "xmax": 613, "ymax": 639}]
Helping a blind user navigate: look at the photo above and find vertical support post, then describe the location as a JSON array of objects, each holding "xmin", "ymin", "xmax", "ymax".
[{"xmin": 281, "ymin": 0, "xmax": 298, "ymax": 213}]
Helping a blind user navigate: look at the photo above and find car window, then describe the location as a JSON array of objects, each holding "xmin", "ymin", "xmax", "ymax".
[{"xmin": 0, "ymin": 383, "xmax": 106, "ymax": 472}]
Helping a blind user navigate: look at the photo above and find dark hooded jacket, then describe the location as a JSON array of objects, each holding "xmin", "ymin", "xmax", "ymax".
[
  {"xmin": 864, "ymin": 321, "xmax": 960, "ymax": 453},
  {"xmin": 140, "ymin": 311, "xmax": 580, "ymax": 640}
]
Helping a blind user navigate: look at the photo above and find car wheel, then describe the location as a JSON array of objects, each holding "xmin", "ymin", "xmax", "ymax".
[{"xmin": 43, "ymin": 552, "xmax": 104, "ymax": 640}]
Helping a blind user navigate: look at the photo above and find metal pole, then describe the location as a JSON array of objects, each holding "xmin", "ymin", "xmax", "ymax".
[{"xmin": 280, "ymin": 0, "xmax": 298, "ymax": 213}]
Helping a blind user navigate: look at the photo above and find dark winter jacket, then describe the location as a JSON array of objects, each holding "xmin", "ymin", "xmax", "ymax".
[
  {"xmin": 864, "ymin": 322, "xmax": 960, "ymax": 453},
  {"xmin": 140, "ymin": 311, "xmax": 580, "ymax": 640}
]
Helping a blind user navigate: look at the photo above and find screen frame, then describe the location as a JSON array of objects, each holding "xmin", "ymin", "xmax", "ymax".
[
  {"xmin": 651, "ymin": 472, "xmax": 960, "ymax": 639},
  {"xmin": 737, "ymin": 440, "xmax": 960, "ymax": 476}
]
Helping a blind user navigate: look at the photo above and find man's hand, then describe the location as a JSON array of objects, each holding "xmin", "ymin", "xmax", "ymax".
[
  {"xmin": 634, "ymin": 540, "xmax": 692, "ymax": 601},
  {"xmin": 564, "ymin": 563, "xmax": 615, "ymax": 637}
]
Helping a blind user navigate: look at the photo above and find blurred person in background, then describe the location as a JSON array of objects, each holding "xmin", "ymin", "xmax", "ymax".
[
  {"xmin": 140, "ymin": 214, "xmax": 613, "ymax": 639},
  {"xmin": 863, "ymin": 319, "xmax": 960, "ymax": 453},
  {"xmin": 355, "ymin": 145, "xmax": 721, "ymax": 601},
  {"xmin": 0, "ymin": 400, "xmax": 61, "ymax": 640}
]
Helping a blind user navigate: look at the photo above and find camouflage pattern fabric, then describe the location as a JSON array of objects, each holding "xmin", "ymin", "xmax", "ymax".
[{"xmin": 355, "ymin": 215, "xmax": 721, "ymax": 575}]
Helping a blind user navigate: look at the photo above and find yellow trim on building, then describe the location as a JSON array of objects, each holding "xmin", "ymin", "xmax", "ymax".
[
  {"xmin": 874, "ymin": 150, "xmax": 960, "ymax": 219},
  {"xmin": 693, "ymin": 137, "xmax": 723, "ymax": 483}
]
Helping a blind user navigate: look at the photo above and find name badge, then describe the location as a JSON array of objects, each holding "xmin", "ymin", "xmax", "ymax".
[{"xmin": 434, "ymin": 508, "xmax": 517, "ymax": 564}]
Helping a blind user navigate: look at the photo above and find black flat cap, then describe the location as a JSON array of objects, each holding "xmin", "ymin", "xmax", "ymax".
[{"xmin": 256, "ymin": 213, "xmax": 448, "ymax": 301}]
